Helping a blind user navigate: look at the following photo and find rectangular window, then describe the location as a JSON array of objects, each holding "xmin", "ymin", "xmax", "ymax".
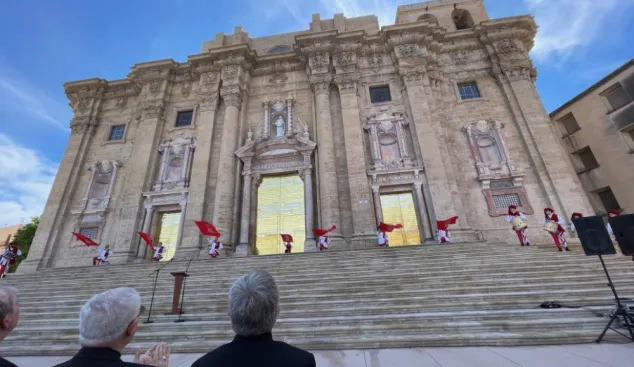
[
  {"xmin": 175, "ymin": 110, "xmax": 194, "ymax": 127},
  {"xmin": 369, "ymin": 86, "xmax": 392, "ymax": 103},
  {"xmin": 558, "ymin": 113, "xmax": 581, "ymax": 136},
  {"xmin": 108, "ymin": 125, "xmax": 126, "ymax": 141},
  {"xmin": 605, "ymin": 84, "xmax": 631, "ymax": 111},
  {"xmin": 575, "ymin": 147, "xmax": 599, "ymax": 170},
  {"xmin": 457, "ymin": 81, "xmax": 481, "ymax": 100},
  {"xmin": 79, "ymin": 227, "xmax": 99, "ymax": 239},
  {"xmin": 597, "ymin": 188, "xmax": 620, "ymax": 213},
  {"xmin": 492, "ymin": 193, "xmax": 521, "ymax": 209}
]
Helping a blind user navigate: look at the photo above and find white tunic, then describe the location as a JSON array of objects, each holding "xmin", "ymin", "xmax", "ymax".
[
  {"xmin": 377, "ymin": 231, "xmax": 388, "ymax": 246},
  {"xmin": 96, "ymin": 249, "xmax": 112, "ymax": 261},
  {"xmin": 0, "ymin": 248, "xmax": 21, "ymax": 266},
  {"xmin": 152, "ymin": 246, "xmax": 164, "ymax": 259},
  {"xmin": 208, "ymin": 239, "xmax": 223, "ymax": 254},
  {"xmin": 319, "ymin": 236, "xmax": 330, "ymax": 249}
]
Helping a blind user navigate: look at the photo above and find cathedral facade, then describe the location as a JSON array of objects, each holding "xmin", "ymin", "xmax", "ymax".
[{"xmin": 21, "ymin": 0, "xmax": 592, "ymax": 271}]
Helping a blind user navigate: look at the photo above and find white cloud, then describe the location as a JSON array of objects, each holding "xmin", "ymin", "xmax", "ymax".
[
  {"xmin": 525, "ymin": 0, "xmax": 631, "ymax": 64},
  {"xmin": 0, "ymin": 134, "xmax": 58, "ymax": 227}
]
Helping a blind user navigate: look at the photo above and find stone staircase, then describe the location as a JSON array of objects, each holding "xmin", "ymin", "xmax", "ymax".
[{"xmin": 1, "ymin": 242, "xmax": 633, "ymax": 356}]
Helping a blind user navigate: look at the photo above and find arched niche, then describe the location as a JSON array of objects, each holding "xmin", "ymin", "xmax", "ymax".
[
  {"xmin": 452, "ymin": 8, "xmax": 474, "ymax": 30},
  {"xmin": 417, "ymin": 13, "xmax": 439, "ymax": 26}
]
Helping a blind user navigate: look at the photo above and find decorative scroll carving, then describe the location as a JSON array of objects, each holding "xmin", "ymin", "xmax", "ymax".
[
  {"xmin": 309, "ymin": 74, "xmax": 332, "ymax": 96},
  {"xmin": 141, "ymin": 100, "xmax": 165, "ymax": 120},
  {"xmin": 70, "ymin": 116, "xmax": 99, "ymax": 134},
  {"xmin": 462, "ymin": 119, "xmax": 524, "ymax": 188},
  {"xmin": 364, "ymin": 107, "xmax": 414, "ymax": 170},
  {"xmin": 334, "ymin": 73, "xmax": 359, "ymax": 94},
  {"xmin": 398, "ymin": 66, "xmax": 427, "ymax": 86},
  {"xmin": 153, "ymin": 136, "xmax": 196, "ymax": 192},
  {"xmin": 198, "ymin": 93, "xmax": 219, "ymax": 112},
  {"xmin": 220, "ymin": 86, "xmax": 243, "ymax": 107}
]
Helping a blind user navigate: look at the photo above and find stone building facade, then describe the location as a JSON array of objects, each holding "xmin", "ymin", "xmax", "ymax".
[
  {"xmin": 21, "ymin": 0, "xmax": 592, "ymax": 272},
  {"xmin": 550, "ymin": 60, "xmax": 634, "ymax": 217}
]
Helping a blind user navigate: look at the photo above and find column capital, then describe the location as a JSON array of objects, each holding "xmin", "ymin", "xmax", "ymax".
[
  {"xmin": 220, "ymin": 86, "xmax": 244, "ymax": 107},
  {"xmin": 309, "ymin": 74, "xmax": 333, "ymax": 96},
  {"xmin": 413, "ymin": 181, "xmax": 423, "ymax": 189},
  {"xmin": 334, "ymin": 73, "xmax": 360, "ymax": 94},
  {"xmin": 372, "ymin": 184, "xmax": 381, "ymax": 193}
]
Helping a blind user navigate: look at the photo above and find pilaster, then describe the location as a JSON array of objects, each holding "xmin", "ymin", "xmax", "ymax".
[
  {"xmin": 333, "ymin": 40, "xmax": 378, "ymax": 248},
  {"xmin": 19, "ymin": 79, "xmax": 106, "ymax": 273},
  {"xmin": 479, "ymin": 20, "xmax": 593, "ymax": 220},
  {"xmin": 179, "ymin": 57, "xmax": 221, "ymax": 256},
  {"xmin": 211, "ymin": 56, "xmax": 251, "ymax": 249}
]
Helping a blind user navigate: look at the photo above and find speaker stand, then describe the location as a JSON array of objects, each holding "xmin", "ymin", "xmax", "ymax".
[{"xmin": 595, "ymin": 255, "xmax": 634, "ymax": 343}]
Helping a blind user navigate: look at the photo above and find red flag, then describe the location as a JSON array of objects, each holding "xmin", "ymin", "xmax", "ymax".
[
  {"xmin": 436, "ymin": 216, "xmax": 459, "ymax": 231},
  {"xmin": 195, "ymin": 221, "xmax": 221, "ymax": 237},
  {"xmin": 72, "ymin": 232, "xmax": 99, "ymax": 247},
  {"xmin": 280, "ymin": 234, "xmax": 294, "ymax": 243},
  {"xmin": 312, "ymin": 225, "xmax": 336, "ymax": 237},
  {"xmin": 138, "ymin": 232, "xmax": 154, "ymax": 248},
  {"xmin": 379, "ymin": 222, "xmax": 403, "ymax": 232}
]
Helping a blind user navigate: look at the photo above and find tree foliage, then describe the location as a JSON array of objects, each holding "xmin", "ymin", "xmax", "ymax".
[{"xmin": 8, "ymin": 217, "xmax": 39, "ymax": 273}]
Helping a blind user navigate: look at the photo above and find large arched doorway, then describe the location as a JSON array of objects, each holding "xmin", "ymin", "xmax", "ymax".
[{"xmin": 255, "ymin": 174, "xmax": 306, "ymax": 255}]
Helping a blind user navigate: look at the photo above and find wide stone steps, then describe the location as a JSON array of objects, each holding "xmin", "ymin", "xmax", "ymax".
[{"xmin": 0, "ymin": 242, "xmax": 632, "ymax": 356}]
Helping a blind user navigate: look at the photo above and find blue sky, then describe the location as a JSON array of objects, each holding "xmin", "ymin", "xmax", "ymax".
[{"xmin": 0, "ymin": 0, "xmax": 632, "ymax": 226}]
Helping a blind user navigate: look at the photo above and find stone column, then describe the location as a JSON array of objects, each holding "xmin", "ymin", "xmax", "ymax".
[
  {"xmin": 302, "ymin": 166, "xmax": 316, "ymax": 252},
  {"xmin": 176, "ymin": 201, "xmax": 187, "ymax": 251},
  {"xmin": 372, "ymin": 184, "xmax": 383, "ymax": 225},
  {"xmin": 211, "ymin": 84, "xmax": 244, "ymax": 248},
  {"xmin": 236, "ymin": 170, "xmax": 252, "ymax": 257},
  {"xmin": 335, "ymin": 74, "xmax": 377, "ymax": 247},
  {"xmin": 309, "ymin": 75, "xmax": 343, "ymax": 246},
  {"xmin": 413, "ymin": 182, "xmax": 432, "ymax": 241},
  {"xmin": 137, "ymin": 205, "xmax": 153, "ymax": 260}
]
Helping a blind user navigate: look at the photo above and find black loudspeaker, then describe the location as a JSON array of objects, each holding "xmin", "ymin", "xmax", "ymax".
[
  {"xmin": 608, "ymin": 214, "xmax": 634, "ymax": 256},
  {"xmin": 572, "ymin": 216, "xmax": 615, "ymax": 256}
]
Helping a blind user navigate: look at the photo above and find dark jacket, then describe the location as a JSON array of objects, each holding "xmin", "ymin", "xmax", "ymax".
[
  {"xmin": 54, "ymin": 347, "xmax": 146, "ymax": 367},
  {"xmin": 0, "ymin": 356, "xmax": 17, "ymax": 367},
  {"xmin": 192, "ymin": 333, "xmax": 316, "ymax": 367}
]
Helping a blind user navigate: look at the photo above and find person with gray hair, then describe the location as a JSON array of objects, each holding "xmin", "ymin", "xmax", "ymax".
[
  {"xmin": 192, "ymin": 270, "xmax": 315, "ymax": 367},
  {"xmin": 55, "ymin": 287, "xmax": 170, "ymax": 367},
  {"xmin": 0, "ymin": 286, "xmax": 20, "ymax": 367}
]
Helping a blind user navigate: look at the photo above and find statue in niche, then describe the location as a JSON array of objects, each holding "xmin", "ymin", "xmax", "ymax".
[
  {"xmin": 476, "ymin": 135, "xmax": 502, "ymax": 170},
  {"xmin": 274, "ymin": 116, "xmax": 285, "ymax": 137}
]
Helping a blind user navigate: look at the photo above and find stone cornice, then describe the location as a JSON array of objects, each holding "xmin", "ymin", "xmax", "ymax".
[
  {"xmin": 476, "ymin": 15, "xmax": 537, "ymax": 51},
  {"xmin": 103, "ymin": 79, "xmax": 141, "ymax": 100},
  {"xmin": 127, "ymin": 59, "xmax": 178, "ymax": 83}
]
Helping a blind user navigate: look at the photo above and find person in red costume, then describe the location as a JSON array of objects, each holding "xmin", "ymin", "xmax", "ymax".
[
  {"xmin": 312, "ymin": 225, "xmax": 336, "ymax": 251},
  {"xmin": 437, "ymin": 217, "xmax": 458, "ymax": 244},
  {"xmin": 506, "ymin": 205, "xmax": 530, "ymax": 247},
  {"xmin": 0, "ymin": 242, "xmax": 22, "ymax": 278},
  {"xmin": 281, "ymin": 234, "xmax": 293, "ymax": 254},
  {"xmin": 543, "ymin": 208, "xmax": 570, "ymax": 252},
  {"xmin": 569, "ymin": 212, "xmax": 583, "ymax": 233}
]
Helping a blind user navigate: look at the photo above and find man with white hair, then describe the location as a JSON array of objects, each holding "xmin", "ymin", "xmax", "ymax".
[
  {"xmin": 55, "ymin": 287, "xmax": 170, "ymax": 367},
  {"xmin": 192, "ymin": 270, "xmax": 315, "ymax": 367},
  {"xmin": 0, "ymin": 286, "xmax": 20, "ymax": 367}
]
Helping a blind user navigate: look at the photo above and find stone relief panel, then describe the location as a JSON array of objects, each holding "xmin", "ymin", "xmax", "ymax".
[
  {"xmin": 364, "ymin": 107, "xmax": 414, "ymax": 170},
  {"xmin": 153, "ymin": 136, "xmax": 196, "ymax": 192},
  {"xmin": 462, "ymin": 119, "xmax": 523, "ymax": 187},
  {"xmin": 77, "ymin": 160, "xmax": 121, "ymax": 214}
]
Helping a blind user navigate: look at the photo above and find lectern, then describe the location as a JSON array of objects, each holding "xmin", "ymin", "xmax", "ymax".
[{"xmin": 169, "ymin": 271, "xmax": 189, "ymax": 315}]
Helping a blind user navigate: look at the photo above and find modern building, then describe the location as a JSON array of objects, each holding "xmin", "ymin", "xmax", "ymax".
[
  {"xmin": 21, "ymin": 0, "xmax": 592, "ymax": 272},
  {"xmin": 550, "ymin": 59, "xmax": 634, "ymax": 217}
]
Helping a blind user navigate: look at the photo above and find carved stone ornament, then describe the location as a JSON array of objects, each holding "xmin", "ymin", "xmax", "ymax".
[
  {"xmin": 198, "ymin": 93, "xmax": 218, "ymax": 112},
  {"xmin": 452, "ymin": 50, "xmax": 470, "ymax": 65},
  {"xmin": 70, "ymin": 116, "xmax": 98, "ymax": 134},
  {"xmin": 309, "ymin": 51, "xmax": 330, "ymax": 74},
  {"xmin": 334, "ymin": 73, "xmax": 359, "ymax": 94},
  {"xmin": 462, "ymin": 119, "xmax": 524, "ymax": 188},
  {"xmin": 309, "ymin": 74, "xmax": 332, "ymax": 96},
  {"xmin": 200, "ymin": 71, "xmax": 219, "ymax": 86},
  {"xmin": 148, "ymin": 80, "xmax": 163, "ymax": 95},
  {"xmin": 398, "ymin": 66, "xmax": 427, "ymax": 86},
  {"xmin": 220, "ymin": 86, "xmax": 243, "ymax": 107},
  {"xmin": 153, "ymin": 136, "xmax": 196, "ymax": 192},
  {"xmin": 222, "ymin": 64, "xmax": 240, "ymax": 85},
  {"xmin": 364, "ymin": 107, "xmax": 414, "ymax": 170},
  {"xmin": 141, "ymin": 101, "xmax": 165, "ymax": 120}
]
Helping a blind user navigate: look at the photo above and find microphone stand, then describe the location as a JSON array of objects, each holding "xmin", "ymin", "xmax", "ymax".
[
  {"xmin": 175, "ymin": 257, "xmax": 194, "ymax": 323},
  {"xmin": 144, "ymin": 258, "xmax": 173, "ymax": 324}
]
